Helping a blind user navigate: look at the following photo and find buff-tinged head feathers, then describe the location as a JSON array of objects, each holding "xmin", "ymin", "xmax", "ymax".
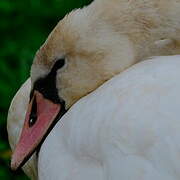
[{"xmin": 31, "ymin": 5, "xmax": 135, "ymax": 108}]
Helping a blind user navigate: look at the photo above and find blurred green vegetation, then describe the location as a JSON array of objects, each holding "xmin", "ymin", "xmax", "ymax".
[{"xmin": 0, "ymin": 0, "xmax": 92, "ymax": 179}]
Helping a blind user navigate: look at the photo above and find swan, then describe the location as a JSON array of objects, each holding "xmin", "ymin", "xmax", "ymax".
[
  {"xmin": 10, "ymin": 0, "xmax": 180, "ymax": 170},
  {"xmin": 8, "ymin": 55, "xmax": 180, "ymax": 179}
]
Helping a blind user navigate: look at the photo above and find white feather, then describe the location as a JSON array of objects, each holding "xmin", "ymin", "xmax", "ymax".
[{"xmin": 38, "ymin": 55, "xmax": 180, "ymax": 180}]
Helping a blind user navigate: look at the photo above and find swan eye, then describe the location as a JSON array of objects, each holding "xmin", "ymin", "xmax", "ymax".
[
  {"xmin": 30, "ymin": 58, "xmax": 66, "ymax": 104},
  {"xmin": 51, "ymin": 58, "xmax": 65, "ymax": 73},
  {"xmin": 56, "ymin": 58, "xmax": 65, "ymax": 69}
]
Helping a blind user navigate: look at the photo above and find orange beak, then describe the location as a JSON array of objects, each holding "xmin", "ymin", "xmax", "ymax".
[{"xmin": 11, "ymin": 90, "xmax": 62, "ymax": 170}]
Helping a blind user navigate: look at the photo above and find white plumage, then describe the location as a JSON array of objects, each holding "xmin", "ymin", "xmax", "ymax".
[
  {"xmin": 38, "ymin": 56, "xmax": 180, "ymax": 180},
  {"xmin": 8, "ymin": 55, "xmax": 180, "ymax": 179}
]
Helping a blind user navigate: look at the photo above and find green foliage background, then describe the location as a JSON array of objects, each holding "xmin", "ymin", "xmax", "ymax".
[{"xmin": 0, "ymin": 0, "xmax": 92, "ymax": 179}]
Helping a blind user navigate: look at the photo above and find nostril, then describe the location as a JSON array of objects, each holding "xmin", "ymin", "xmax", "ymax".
[
  {"xmin": 29, "ymin": 97, "xmax": 37, "ymax": 127},
  {"xmin": 29, "ymin": 117, "xmax": 36, "ymax": 127},
  {"xmin": 29, "ymin": 113, "xmax": 37, "ymax": 127}
]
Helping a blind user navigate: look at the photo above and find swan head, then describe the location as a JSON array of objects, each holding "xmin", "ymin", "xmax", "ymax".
[{"xmin": 11, "ymin": 7, "xmax": 134, "ymax": 170}]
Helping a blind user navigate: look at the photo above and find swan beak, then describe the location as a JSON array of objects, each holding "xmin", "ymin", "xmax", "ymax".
[{"xmin": 11, "ymin": 90, "xmax": 61, "ymax": 170}]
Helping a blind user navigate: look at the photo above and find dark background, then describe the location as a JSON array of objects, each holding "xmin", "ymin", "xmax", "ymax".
[{"xmin": 0, "ymin": 0, "xmax": 92, "ymax": 179}]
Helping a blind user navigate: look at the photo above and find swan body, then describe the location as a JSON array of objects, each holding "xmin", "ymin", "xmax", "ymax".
[{"xmin": 38, "ymin": 55, "xmax": 180, "ymax": 180}]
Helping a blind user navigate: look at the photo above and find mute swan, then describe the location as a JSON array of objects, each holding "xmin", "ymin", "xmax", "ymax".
[
  {"xmin": 11, "ymin": 0, "xmax": 180, "ymax": 170},
  {"xmin": 8, "ymin": 55, "xmax": 180, "ymax": 179}
]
